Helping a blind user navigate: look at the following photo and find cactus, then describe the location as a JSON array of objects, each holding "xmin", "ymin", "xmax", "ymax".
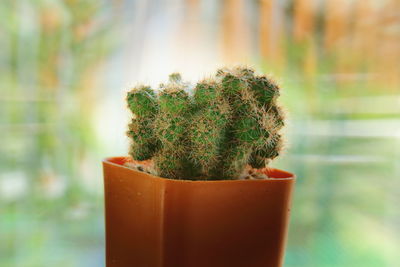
[
  {"xmin": 126, "ymin": 86, "xmax": 159, "ymax": 160},
  {"xmin": 126, "ymin": 66, "xmax": 285, "ymax": 180},
  {"xmin": 153, "ymin": 73, "xmax": 197, "ymax": 179},
  {"xmin": 190, "ymin": 80, "xmax": 231, "ymax": 177}
]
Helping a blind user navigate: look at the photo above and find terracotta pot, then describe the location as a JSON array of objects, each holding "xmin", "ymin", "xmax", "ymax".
[{"xmin": 103, "ymin": 156, "xmax": 295, "ymax": 267}]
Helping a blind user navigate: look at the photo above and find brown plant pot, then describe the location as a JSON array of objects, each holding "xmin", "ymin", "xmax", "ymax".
[{"xmin": 103, "ymin": 156, "xmax": 295, "ymax": 267}]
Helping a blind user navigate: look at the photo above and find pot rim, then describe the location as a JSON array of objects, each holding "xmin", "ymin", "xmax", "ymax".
[{"xmin": 103, "ymin": 156, "xmax": 296, "ymax": 183}]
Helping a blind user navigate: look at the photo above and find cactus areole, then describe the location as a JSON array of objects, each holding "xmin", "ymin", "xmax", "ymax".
[{"xmin": 126, "ymin": 66, "xmax": 285, "ymax": 180}]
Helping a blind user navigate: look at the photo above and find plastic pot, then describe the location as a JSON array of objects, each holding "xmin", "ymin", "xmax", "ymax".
[{"xmin": 103, "ymin": 156, "xmax": 295, "ymax": 267}]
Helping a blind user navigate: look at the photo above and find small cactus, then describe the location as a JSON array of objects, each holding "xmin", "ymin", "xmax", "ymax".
[{"xmin": 126, "ymin": 66, "xmax": 285, "ymax": 180}]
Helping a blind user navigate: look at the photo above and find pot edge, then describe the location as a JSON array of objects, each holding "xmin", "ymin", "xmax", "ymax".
[{"xmin": 103, "ymin": 156, "xmax": 296, "ymax": 183}]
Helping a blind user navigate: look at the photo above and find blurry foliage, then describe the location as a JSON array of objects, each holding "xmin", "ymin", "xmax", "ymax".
[
  {"xmin": 1, "ymin": 0, "xmax": 118, "ymax": 185},
  {"xmin": 1, "ymin": 0, "xmax": 119, "ymax": 266}
]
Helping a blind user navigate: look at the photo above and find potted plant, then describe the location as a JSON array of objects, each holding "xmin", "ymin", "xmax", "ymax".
[{"xmin": 103, "ymin": 66, "xmax": 295, "ymax": 267}]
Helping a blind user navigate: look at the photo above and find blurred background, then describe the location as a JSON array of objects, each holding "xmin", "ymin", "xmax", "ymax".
[{"xmin": 1, "ymin": 0, "xmax": 399, "ymax": 266}]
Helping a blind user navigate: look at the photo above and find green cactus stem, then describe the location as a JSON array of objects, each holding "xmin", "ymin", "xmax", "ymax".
[
  {"xmin": 126, "ymin": 86, "xmax": 159, "ymax": 160},
  {"xmin": 153, "ymin": 74, "xmax": 196, "ymax": 179},
  {"xmin": 126, "ymin": 66, "xmax": 285, "ymax": 180},
  {"xmin": 190, "ymin": 80, "xmax": 231, "ymax": 177}
]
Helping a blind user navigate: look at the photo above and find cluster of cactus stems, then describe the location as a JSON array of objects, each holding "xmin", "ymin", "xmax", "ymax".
[{"xmin": 127, "ymin": 66, "xmax": 284, "ymax": 180}]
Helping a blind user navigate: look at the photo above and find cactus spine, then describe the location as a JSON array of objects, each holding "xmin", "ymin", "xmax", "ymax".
[{"xmin": 127, "ymin": 66, "xmax": 284, "ymax": 180}]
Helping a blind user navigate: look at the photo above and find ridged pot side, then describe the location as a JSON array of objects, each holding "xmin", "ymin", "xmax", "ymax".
[{"xmin": 103, "ymin": 157, "xmax": 295, "ymax": 267}]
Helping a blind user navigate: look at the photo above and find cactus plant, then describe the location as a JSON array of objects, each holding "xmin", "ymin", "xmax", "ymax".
[{"xmin": 126, "ymin": 66, "xmax": 285, "ymax": 180}]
